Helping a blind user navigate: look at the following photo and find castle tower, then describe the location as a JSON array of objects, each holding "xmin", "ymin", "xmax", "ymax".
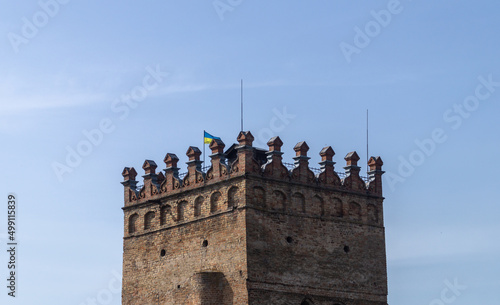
[{"xmin": 120, "ymin": 131, "xmax": 388, "ymax": 305}]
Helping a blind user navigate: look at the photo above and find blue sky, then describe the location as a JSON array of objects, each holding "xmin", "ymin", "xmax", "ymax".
[{"xmin": 1, "ymin": 1, "xmax": 499, "ymax": 304}]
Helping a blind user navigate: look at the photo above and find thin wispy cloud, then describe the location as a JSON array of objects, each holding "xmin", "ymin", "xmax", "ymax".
[
  {"xmin": 0, "ymin": 92, "xmax": 109, "ymax": 114},
  {"xmin": 152, "ymin": 79, "xmax": 289, "ymax": 97}
]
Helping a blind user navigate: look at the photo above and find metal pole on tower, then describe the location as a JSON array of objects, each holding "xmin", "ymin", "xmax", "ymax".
[
  {"xmin": 241, "ymin": 79, "xmax": 244, "ymax": 131},
  {"xmin": 366, "ymin": 109, "xmax": 369, "ymax": 167},
  {"xmin": 240, "ymin": 79, "xmax": 243, "ymax": 131}
]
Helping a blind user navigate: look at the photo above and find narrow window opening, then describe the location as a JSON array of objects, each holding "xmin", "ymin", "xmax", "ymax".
[
  {"xmin": 160, "ymin": 249, "xmax": 166, "ymax": 257},
  {"xmin": 202, "ymin": 240, "xmax": 208, "ymax": 247},
  {"xmin": 344, "ymin": 245, "xmax": 350, "ymax": 253},
  {"xmin": 286, "ymin": 236, "xmax": 293, "ymax": 244}
]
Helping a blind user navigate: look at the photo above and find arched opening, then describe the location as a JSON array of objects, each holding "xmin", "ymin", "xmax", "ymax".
[
  {"xmin": 228, "ymin": 186, "xmax": 239, "ymax": 208},
  {"xmin": 333, "ymin": 197, "xmax": 344, "ymax": 217},
  {"xmin": 271, "ymin": 190, "xmax": 286, "ymax": 211},
  {"xmin": 192, "ymin": 272, "xmax": 233, "ymax": 304},
  {"xmin": 312, "ymin": 195, "xmax": 323, "ymax": 216},
  {"xmin": 292, "ymin": 192, "xmax": 306, "ymax": 213},
  {"xmin": 128, "ymin": 213, "xmax": 139, "ymax": 234},
  {"xmin": 253, "ymin": 186, "xmax": 266, "ymax": 208},
  {"xmin": 194, "ymin": 196, "xmax": 204, "ymax": 217},
  {"xmin": 367, "ymin": 203, "xmax": 379, "ymax": 223},
  {"xmin": 160, "ymin": 205, "xmax": 171, "ymax": 226},
  {"xmin": 144, "ymin": 211, "xmax": 155, "ymax": 230},
  {"xmin": 348, "ymin": 201, "xmax": 362, "ymax": 221},
  {"xmin": 300, "ymin": 298, "xmax": 313, "ymax": 305},
  {"xmin": 177, "ymin": 201, "xmax": 188, "ymax": 221},
  {"xmin": 210, "ymin": 191, "xmax": 222, "ymax": 213}
]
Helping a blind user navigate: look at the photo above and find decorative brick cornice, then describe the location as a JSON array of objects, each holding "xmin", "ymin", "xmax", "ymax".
[{"xmin": 121, "ymin": 131, "xmax": 384, "ymax": 206}]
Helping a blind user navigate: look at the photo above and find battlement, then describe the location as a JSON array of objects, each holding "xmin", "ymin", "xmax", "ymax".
[{"xmin": 121, "ymin": 131, "xmax": 384, "ymax": 207}]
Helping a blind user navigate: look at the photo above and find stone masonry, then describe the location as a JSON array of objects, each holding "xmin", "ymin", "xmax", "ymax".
[{"xmin": 121, "ymin": 131, "xmax": 387, "ymax": 305}]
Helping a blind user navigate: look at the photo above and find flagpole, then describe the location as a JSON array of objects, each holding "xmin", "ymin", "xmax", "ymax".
[
  {"xmin": 366, "ymin": 109, "xmax": 369, "ymax": 168},
  {"xmin": 203, "ymin": 130, "xmax": 206, "ymax": 167},
  {"xmin": 241, "ymin": 79, "xmax": 243, "ymax": 131}
]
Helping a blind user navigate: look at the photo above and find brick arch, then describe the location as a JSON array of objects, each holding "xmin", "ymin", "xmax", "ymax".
[
  {"xmin": 331, "ymin": 197, "xmax": 344, "ymax": 217},
  {"xmin": 291, "ymin": 192, "xmax": 306, "ymax": 213},
  {"xmin": 191, "ymin": 272, "xmax": 233, "ymax": 304},
  {"xmin": 194, "ymin": 196, "xmax": 204, "ymax": 217},
  {"xmin": 177, "ymin": 200, "xmax": 188, "ymax": 221},
  {"xmin": 228, "ymin": 186, "xmax": 239, "ymax": 208},
  {"xmin": 328, "ymin": 197, "xmax": 343, "ymax": 218},
  {"xmin": 311, "ymin": 195, "xmax": 324, "ymax": 216},
  {"xmin": 144, "ymin": 211, "xmax": 155, "ymax": 230},
  {"xmin": 301, "ymin": 298, "xmax": 314, "ymax": 305},
  {"xmin": 210, "ymin": 191, "xmax": 223, "ymax": 213},
  {"xmin": 367, "ymin": 203, "xmax": 379, "ymax": 223},
  {"xmin": 271, "ymin": 190, "xmax": 286, "ymax": 211},
  {"xmin": 253, "ymin": 186, "xmax": 266, "ymax": 208},
  {"xmin": 160, "ymin": 204, "xmax": 171, "ymax": 226},
  {"xmin": 348, "ymin": 201, "xmax": 362, "ymax": 221},
  {"xmin": 128, "ymin": 213, "xmax": 139, "ymax": 234}
]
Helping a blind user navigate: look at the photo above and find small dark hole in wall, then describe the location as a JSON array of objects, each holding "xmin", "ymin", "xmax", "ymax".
[
  {"xmin": 344, "ymin": 245, "xmax": 350, "ymax": 253},
  {"xmin": 177, "ymin": 285, "xmax": 180, "ymax": 289},
  {"xmin": 286, "ymin": 236, "xmax": 293, "ymax": 243},
  {"xmin": 202, "ymin": 240, "xmax": 208, "ymax": 247},
  {"xmin": 160, "ymin": 249, "xmax": 166, "ymax": 257}
]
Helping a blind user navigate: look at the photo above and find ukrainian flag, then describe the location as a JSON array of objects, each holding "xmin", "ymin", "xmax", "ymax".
[{"xmin": 204, "ymin": 131, "xmax": 221, "ymax": 144}]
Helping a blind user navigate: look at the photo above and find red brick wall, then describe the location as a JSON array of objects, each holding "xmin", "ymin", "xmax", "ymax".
[
  {"xmin": 122, "ymin": 180, "xmax": 249, "ymax": 305},
  {"xmin": 121, "ymin": 132, "xmax": 387, "ymax": 305}
]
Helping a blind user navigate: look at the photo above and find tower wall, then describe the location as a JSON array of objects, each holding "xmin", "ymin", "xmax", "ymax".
[
  {"xmin": 245, "ymin": 176, "xmax": 387, "ymax": 305},
  {"xmin": 120, "ymin": 131, "xmax": 387, "ymax": 305},
  {"xmin": 122, "ymin": 178, "xmax": 249, "ymax": 304}
]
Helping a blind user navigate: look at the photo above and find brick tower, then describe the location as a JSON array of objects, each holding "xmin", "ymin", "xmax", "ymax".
[{"xmin": 120, "ymin": 131, "xmax": 387, "ymax": 305}]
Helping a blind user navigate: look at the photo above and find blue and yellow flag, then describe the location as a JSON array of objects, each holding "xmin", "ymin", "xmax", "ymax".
[{"xmin": 204, "ymin": 131, "xmax": 221, "ymax": 144}]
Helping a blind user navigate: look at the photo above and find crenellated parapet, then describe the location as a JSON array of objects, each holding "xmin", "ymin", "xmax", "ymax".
[
  {"xmin": 290, "ymin": 141, "xmax": 315, "ymax": 184},
  {"xmin": 367, "ymin": 156, "xmax": 384, "ymax": 196},
  {"xmin": 121, "ymin": 167, "xmax": 138, "ymax": 203},
  {"xmin": 183, "ymin": 146, "xmax": 205, "ymax": 188},
  {"xmin": 161, "ymin": 153, "xmax": 182, "ymax": 192},
  {"xmin": 206, "ymin": 139, "xmax": 229, "ymax": 181},
  {"xmin": 142, "ymin": 160, "xmax": 160, "ymax": 196},
  {"xmin": 342, "ymin": 151, "xmax": 366, "ymax": 192},
  {"xmin": 317, "ymin": 146, "xmax": 341, "ymax": 186},
  {"xmin": 231, "ymin": 131, "xmax": 261, "ymax": 174},
  {"xmin": 262, "ymin": 136, "xmax": 289, "ymax": 180},
  {"xmin": 121, "ymin": 131, "xmax": 384, "ymax": 206}
]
